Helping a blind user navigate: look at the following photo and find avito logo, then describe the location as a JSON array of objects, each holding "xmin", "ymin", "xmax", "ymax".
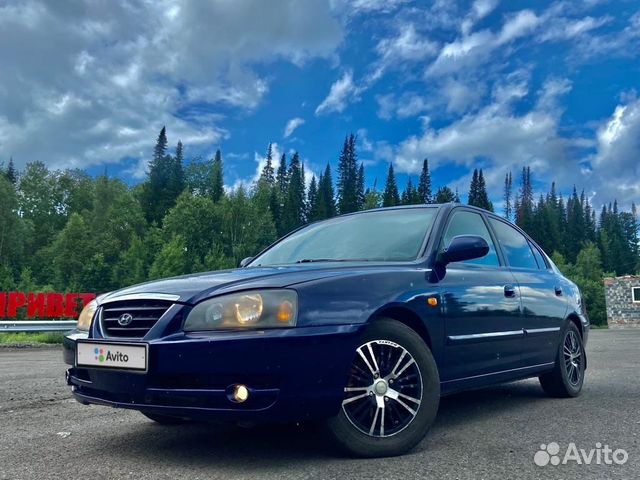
[{"xmin": 93, "ymin": 347, "xmax": 129, "ymax": 363}]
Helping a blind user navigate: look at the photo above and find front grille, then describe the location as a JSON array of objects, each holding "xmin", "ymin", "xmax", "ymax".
[{"xmin": 101, "ymin": 300, "xmax": 173, "ymax": 338}]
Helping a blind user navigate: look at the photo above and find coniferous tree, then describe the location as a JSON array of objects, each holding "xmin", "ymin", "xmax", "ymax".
[
  {"xmin": 281, "ymin": 152, "xmax": 306, "ymax": 233},
  {"xmin": 154, "ymin": 126, "xmax": 168, "ymax": 163},
  {"xmin": 261, "ymin": 143, "xmax": 275, "ymax": 185},
  {"xmin": 142, "ymin": 126, "xmax": 180, "ymax": 224},
  {"xmin": 363, "ymin": 179, "xmax": 381, "ymax": 210},
  {"xmin": 435, "ymin": 186, "xmax": 456, "ymax": 203},
  {"xmin": 356, "ymin": 162, "xmax": 365, "ymax": 211},
  {"xmin": 515, "ymin": 166, "xmax": 535, "ymax": 233},
  {"xmin": 5, "ymin": 157, "xmax": 17, "ymax": 184},
  {"xmin": 337, "ymin": 134, "xmax": 358, "ymax": 214},
  {"xmin": 401, "ymin": 178, "xmax": 420, "ymax": 205},
  {"xmin": 276, "ymin": 153, "xmax": 288, "ymax": 195},
  {"xmin": 476, "ymin": 169, "xmax": 493, "ymax": 211},
  {"xmin": 417, "ymin": 159, "xmax": 432, "ymax": 204},
  {"xmin": 210, "ymin": 149, "xmax": 224, "ymax": 203},
  {"xmin": 307, "ymin": 175, "xmax": 318, "ymax": 222},
  {"xmin": 503, "ymin": 171, "xmax": 513, "ymax": 220},
  {"xmin": 382, "ymin": 163, "xmax": 400, "ymax": 207},
  {"xmin": 468, "ymin": 169, "xmax": 479, "ymax": 206},
  {"xmin": 316, "ymin": 163, "xmax": 336, "ymax": 220}
]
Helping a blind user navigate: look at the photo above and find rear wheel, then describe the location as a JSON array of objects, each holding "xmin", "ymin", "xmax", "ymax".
[
  {"xmin": 539, "ymin": 322, "xmax": 585, "ymax": 397},
  {"xmin": 326, "ymin": 319, "xmax": 440, "ymax": 457},
  {"xmin": 141, "ymin": 412, "xmax": 189, "ymax": 425}
]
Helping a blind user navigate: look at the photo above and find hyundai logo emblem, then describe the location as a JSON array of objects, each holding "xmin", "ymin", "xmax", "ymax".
[{"xmin": 117, "ymin": 313, "xmax": 134, "ymax": 327}]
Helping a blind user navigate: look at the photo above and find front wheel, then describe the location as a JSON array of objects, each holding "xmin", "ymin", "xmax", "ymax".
[
  {"xmin": 539, "ymin": 322, "xmax": 585, "ymax": 397},
  {"xmin": 325, "ymin": 319, "xmax": 440, "ymax": 457}
]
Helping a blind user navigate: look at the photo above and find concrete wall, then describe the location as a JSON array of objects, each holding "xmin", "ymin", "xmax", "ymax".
[{"xmin": 604, "ymin": 276, "xmax": 640, "ymax": 327}]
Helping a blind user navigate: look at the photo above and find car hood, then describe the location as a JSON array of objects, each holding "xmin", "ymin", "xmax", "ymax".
[{"xmin": 98, "ymin": 264, "xmax": 376, "ymax": 305}]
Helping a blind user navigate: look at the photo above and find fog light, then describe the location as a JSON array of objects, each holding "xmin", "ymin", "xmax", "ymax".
[{"xmin": 232, "ymin": 384, "xmax": 249, "ymax": 403}]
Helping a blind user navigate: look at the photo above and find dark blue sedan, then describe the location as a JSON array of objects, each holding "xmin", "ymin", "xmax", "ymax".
[{"xmin": 63, "ymin": 204, "xmax": 589, "ymax": 457}]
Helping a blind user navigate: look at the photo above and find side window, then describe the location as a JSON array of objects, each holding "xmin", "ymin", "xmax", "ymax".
[
  {"xmin": 442, "ymin": 211, "xmax": 499, "ymax": 266},
  {"xmin": 530, "ymin": 242, "xmax": 548, "ymax": 270},
  {"xmin": 489, "ymin": 218, "xmax": 538, "ymax": 269}
]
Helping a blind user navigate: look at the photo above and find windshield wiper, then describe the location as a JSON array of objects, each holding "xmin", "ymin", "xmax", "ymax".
[{"xmin": 295, "ymin": 258, "xmax": 371, "ymax": 263}]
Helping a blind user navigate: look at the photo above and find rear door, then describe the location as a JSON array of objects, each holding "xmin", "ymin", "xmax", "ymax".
[
  {"xmin": 487, "ymin": 218, "xmax": 567, "ymax": 367},
  {"xmin": 439, "ymin": 209, "xmax": 523, "ymax": 381}
]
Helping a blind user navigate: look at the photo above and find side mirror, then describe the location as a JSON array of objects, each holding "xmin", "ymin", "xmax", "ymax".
[
  {"xmin": 239, "ymin": 257, "xmax": 254, "ymax": 268},
  {"xmin": 437, "ymin": 235, "xmax": 489, "ymax": 265}
]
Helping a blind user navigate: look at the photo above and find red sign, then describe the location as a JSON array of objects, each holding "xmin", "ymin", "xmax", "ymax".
[{"xmin": 0, "ymin": 292, "xmax": 96, "ymax": 319}]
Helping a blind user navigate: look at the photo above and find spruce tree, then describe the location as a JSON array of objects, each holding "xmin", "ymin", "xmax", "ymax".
[
  {"xmin": 476, "ymin": 169, "xmax": 493, "ymax": 211},
  {"xmin": 468, "ymin": 169, "xmax": 479, "ymax": 206},
  {"xmin": 281, "ymin": 152, "xmax": 306, "ymax": 233},
  {"xmin": 6, "ymin": 157, "xmax": 17, "ymax": 184},
  {"xmin": 337, "ymin": 134, "xmax": 358, "ymax": 214},
  {"xmin": 417, "ymin": 159, "xmax": 432, "ymax": 204},
  {"xmin": 210, "ymin": 149, "xmax": 224, "ymax": 203},
  {"xmin": 143, "ymin": 126, "xmax": 179, "ymax": 224},
  {"xmin": 515, "ymin": 166, "xmax": 534, "ymax": 233},
  {"xmin": 276, "ymin": 153, "xmax": 288, "ymax": 195},
  {"xmin": 153, "ymin": 126, "xmax": 168, "ymax": 163},
  {"xmin": 261, "ymin": 143, "xmax": 275, "ymax": 185},
  {"xmin": 435, "ymin": 186, "xmax": 456, "ymax": 203},
  {"xmin": 382, "ymin": 163, "xmax": 400, "ymax": 207},
  {"xmin": 317, "ymin": 163, "xmax": 336, "ymax": 219},
  {"xmin": 307, "ymin": 175, "xmax": 318, "ymax": 222},
  {"xmin": 503, "ymin": 171, "xmax": 513, "ymax": 220},
  {"xmin": 356, "ymin": 162, "xmax": 365, "ymax": 211}
]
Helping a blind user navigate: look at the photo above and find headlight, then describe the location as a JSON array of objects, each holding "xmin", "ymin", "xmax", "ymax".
[
  {"xmin": 77, "ymin": 299, "xmax": 98, "ymax": 331},
  {"xmin": 184, "ymin": 290, "xmax": 298, "ymax": 331}
]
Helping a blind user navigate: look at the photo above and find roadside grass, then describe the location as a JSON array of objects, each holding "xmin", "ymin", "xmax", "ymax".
[{"xmin": 0, "ymin": 332, "xmax": 64, "ymax": 345}]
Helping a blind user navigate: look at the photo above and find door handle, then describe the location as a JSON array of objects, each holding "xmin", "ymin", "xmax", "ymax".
[
  {"xmin": 554, "ymin": 286, "xmax": 563, "ymax": 296},
  {"xmin": 504, "ymin": 285, "xmax": 516, "ymax": 298}
]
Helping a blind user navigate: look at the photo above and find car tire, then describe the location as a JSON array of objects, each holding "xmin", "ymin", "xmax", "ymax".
[
  {"xmin": 539, "ymin": 322, "xmax": 585, "ymax": 398},
  {"xmin": 141, "ymin": 412, "xmax": 189, "ymax": 425},
  {"xmin": 325, "ymin": 318, "xmax": 440, "ymax": 458}
]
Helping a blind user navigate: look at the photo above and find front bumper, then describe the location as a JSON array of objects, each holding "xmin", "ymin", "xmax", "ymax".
[{"xmin": 64, "ymin": 325, "xmax": 361, "ymax": 423}]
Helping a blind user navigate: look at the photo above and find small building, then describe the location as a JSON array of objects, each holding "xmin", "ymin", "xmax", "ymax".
[{"xmin": 604, "ymin": 276, "xmax": 640, "ymax": 327}]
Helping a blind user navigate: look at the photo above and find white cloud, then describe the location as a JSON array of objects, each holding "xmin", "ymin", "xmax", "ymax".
[
  {"xmin": 315, "ymin": 71, "xmax": 359, "ymax": 115},
  {"xmin": 428, "ymin": 9, "xmax": 540, "ymax": 77},
  {"xmin": 538, "ymin": 15, "xmax": 610, "ymax": 42},
  {"xmin": 0, "ymin": 0, "xmax": 343, "ymax": 171},
  {"xmin": 369, "ymin": 24, "xmax": 439, "ymax": 82},
  {"xmin": 283, "ymin": 117, "xmax": 305, "ymax": 138},
  {"xmin": 330, "ymin": 0, "xmax": 409, "ymax": 15},
  {"xmin": 461, "ymin": 0, "xmax": 498, "ymax": 35},
  {"xmin": 375, "ymin": 92, "xmax": 429, "ymax": 120},
  {"xmin": 393, "ymin": 76, "xmax": 572, "ymax": 196},
  {"xmin": 587, "ymin": 97, "xmax": 640, "ymax": 205}
]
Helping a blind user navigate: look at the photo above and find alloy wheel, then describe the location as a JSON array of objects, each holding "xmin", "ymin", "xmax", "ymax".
[
  {"xmin": 563, "ymin": 330, "xmax": 583, "ymax": 386},
  {"xmin": 342, "ymin": 340, "xmax": 423, "ymax": 438}
]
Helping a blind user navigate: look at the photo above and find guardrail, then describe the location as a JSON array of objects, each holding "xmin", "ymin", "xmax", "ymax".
[{"xmin": 0, "ymin": 320, "xmax": 77, "ymax": 332}]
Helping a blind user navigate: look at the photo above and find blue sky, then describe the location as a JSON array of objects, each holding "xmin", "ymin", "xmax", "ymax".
[{"xmin": 1, "ymin": 0, "xmax": 639, "ymax": 208}]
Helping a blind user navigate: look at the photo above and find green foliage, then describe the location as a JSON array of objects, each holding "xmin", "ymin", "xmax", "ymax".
[
  {"xmin": 0, "ymin": 332, "xmax": 64, "ymax": 345},
  {"xmin": 149, "ymin": 235, "xmax": 189, "ymax": 279}
]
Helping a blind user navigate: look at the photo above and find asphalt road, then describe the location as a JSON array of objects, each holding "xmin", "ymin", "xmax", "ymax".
[{"xmin": 0, "ymin": 330, "xmax": 638, "ymax": 480}]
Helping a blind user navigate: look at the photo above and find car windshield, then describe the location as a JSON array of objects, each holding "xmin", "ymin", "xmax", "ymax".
[{"xmin": 251, "ymin": 208, "xmax": 436, "ymax": 266}]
